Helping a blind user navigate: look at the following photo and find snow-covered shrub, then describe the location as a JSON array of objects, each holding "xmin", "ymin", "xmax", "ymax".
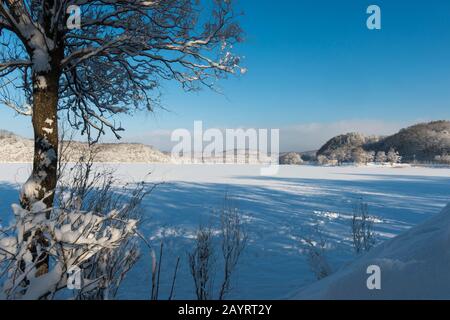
[
  {"xmin": 188, "ymin": 225, "xmax": 215, "ymax": 300},
  {"xmin": 366, "ymin": 151, "xmax": 375, "ymax": 163},
  {"xmin": 0, "ymin": 146, "xmax": 151, "ymax": 300},
  {"xmin": 387, "ymin": 148, "xmax": 402, "ymax": 165},
  {"xmin": 351, "ymin": 199, "xmax": 376, "ymax": 254},
  {"xmin": 351, "ymin": 147, "xmax": 374, "ymax": 165},
  {"xmin": 317, "ymin": 155, "xmax": 328, "ymax": 165},
  {"xmin": 279, "ymin": 152, "xmax": 303, "ymax": 165},
  {"xmin": 0, "ymin": 203, "xmax": 138, "ymax": 300},
  {"xmin": 375, "ymin": 151, "xmax": 387, "ymax": 163},
  {"xmin": 434, "ymin": 154, "xmax": 450, "ymax": 164},
  {"xmin": 317, "ymin": 155, "xmax": 338, "ymax": 166},
  {"xmin": 188, "ymin": 197, "xmax": 247, "ymax": 300},
  {"xmin": 218, "ymin": 199, "xmax": 247, "ymax": 300},
  {"xmin": 330, "ymin": 148, "xmax": 351, "ymax": 165},
  {"xmin": 299, "ymin": 224, "xmax": 332, "ymax": 280}
]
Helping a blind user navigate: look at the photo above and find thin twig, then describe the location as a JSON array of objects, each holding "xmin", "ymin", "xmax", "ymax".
[{"xmin": 168, "ymin": 257, "xmax": 180, "ymax": 301}]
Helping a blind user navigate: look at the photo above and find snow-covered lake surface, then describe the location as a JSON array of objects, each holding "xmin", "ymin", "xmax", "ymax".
[{"xmin": 0, "ymin": 164, "xmax": 449, "ymax": 299}]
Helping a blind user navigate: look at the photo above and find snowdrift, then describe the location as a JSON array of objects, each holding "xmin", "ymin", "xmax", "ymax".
[{"xmin": 293, "ymin": 203, "xmax": 450, "ymax": 300}]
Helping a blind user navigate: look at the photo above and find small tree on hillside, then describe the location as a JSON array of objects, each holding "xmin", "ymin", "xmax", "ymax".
[
  {"xmin": 317, "ymin": 155, "xmax": 329, "ymax": 165},
  {"xmin": 387, "ymin": 148, "xmax": 402, "ymax": 165},
  {"xmin": 435, "ymin": 153, "xmax": 450, "ymax": 164},
  {"xmin": 352, "ymin": 148, "xmax": 374, "ymax": 165},
  {"xmin": 367, "ymin": 151, "xmax": 375, "ymax": 163},
  {"xmin": 375, "ymin": 151, "xmax": 387, "ymax": 163},
  {"xmin": 331, "ymin": 148, "xmax": 350, "ymax": 165},
  {"xmin": 280, "ymin": 152, "xmax": 303, "ymax": 165}
]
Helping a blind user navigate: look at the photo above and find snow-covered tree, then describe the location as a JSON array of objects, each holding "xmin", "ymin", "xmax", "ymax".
[
  {"xmin": 280, "ymin": 152, "xmax": 303, "ymax": 165},
  {"xmin": 330, "ymin": 148, "xmax": 350, "ymax": 165},
  {"xmin": 351, "ymin": 147, "xmax": 374, "ymax": 165},
  {"xmin": 375, "ymin": 151, "xmax": 387, "ymax": 163},
  {"xmin": 387, "ymin": 148, "xmax": 401, "ymax": 165},
  {"xmin": 0, "ymin": 148, "xmax": 149, "ymax": 299},
  {"xmin": 317, "ymin": 155, "xmax": 329, "ymax": 165},
  {"xmin": 0, "ymin": 0, "xmax": 243, "ymax": 210},
  {"xmin": 435, "ymin": 154, "xmax": 450, "ymax": 164},
  {"xmin": 0, "ymin": 0, "xmax": 242, "ymax": 295}
]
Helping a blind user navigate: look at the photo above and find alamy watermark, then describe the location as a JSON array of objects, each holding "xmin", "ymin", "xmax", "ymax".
[
  {"xmin": 66, "ymin": 4, "xmax": 380, "ymax": 32},
  {"xmin": 171, "ymin": 121, "xmax": 280, "ymax": 175},
  {"xmin": 367, "ymin": 5, "xmax": 381, "ymax": 30},
  {"xmin": 366, "ymin": 264, "xmax": 381, "ymax": 290},
  {"xmin": 67, "ymin": 265, "xmax": 82, "ymax": 290},
  {"xmin": 66, "ymin": 5, "xmax": 81, "ymax": 30}
]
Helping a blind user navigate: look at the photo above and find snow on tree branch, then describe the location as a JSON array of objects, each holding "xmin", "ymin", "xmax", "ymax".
[
  {"xmin": 0, "ymin": 202, "xmax": 138, "ymax": 299},
  {"xmin": 0, "ymin": 0, "xmax": 244, "ymax": 141}
]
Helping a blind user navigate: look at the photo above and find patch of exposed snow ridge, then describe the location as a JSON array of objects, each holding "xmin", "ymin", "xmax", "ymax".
[{"xmin": 292, "ymin": 203, "xmax": 450, "ymax": 299}]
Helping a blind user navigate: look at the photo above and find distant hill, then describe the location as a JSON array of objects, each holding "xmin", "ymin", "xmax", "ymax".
[
  {"xmin": 316, "ymin": 120, "xmax": 450, "ymax": 163},
  {"xmin": 0, "ymin": 131, "xmax": 170, "ymax": 163},
  {"xmin": 368, "ymin": 121, "xmax": 450, "ymax": 162},
  {"xmin": 0, "ymin": 131, "xmax": 275, "ymax": 164},
  {"xmin": 317, "ymin": 133, "xmax": 381, "ymax": 159}
]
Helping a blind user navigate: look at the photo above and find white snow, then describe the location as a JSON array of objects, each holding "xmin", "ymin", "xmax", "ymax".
[
  {"xmin": 35, "ymin": 76, "xmax": 48, "ymax": 89},
  {"xmin": 1, "ymin": 200, "xmax": 138, "ymax": 299},
  {"xmin": 31, "ymin": 48, "xmax": 51, "ymax": 73},
  {"xmin": 42, "ymin": 127, "xmax": 53, "ymax": 135},
  {"xmin": 0, "ymin": 164, "xmax": 449, "ymax": 299},
  {"xmin": 292, "ymin": 204, "xmax": 450, "ymax": 299},
  {"xmin": 20, "ymin": 176, "xmax": 42, "ymax": 202}
]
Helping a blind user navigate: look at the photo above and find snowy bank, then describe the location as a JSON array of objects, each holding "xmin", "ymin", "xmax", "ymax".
[{"xmin": 292, "ymin": 203, "xmax": 450, "ymax": 300}]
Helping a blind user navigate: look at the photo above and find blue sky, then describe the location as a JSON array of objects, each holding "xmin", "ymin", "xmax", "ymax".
[{"xmin": 1, "ymin": 0, "xmax": 450, "ymax": 151}]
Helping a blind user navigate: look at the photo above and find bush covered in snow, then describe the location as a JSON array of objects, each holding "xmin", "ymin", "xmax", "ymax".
[
  {"xmin": 351, "ymin": 200, "xmax": 377, "ymax": 254},
  {"xmin": 375, "ymin": 151, "xmax": 387, "ymax": 163},
  {"xmin": 0, "ymin": 147, "xmax": 153, "ymax": 300},
  {"xmin": 434, "ymin": 153, "xmax": 450, "ymax": 164},
  {"xmin": 188, "ymin": 197, "xmax": 247, "ymax": 300},
  {"xmin": 299, "ymin": 224, "xmax": 332, "ymax": 281},
  {"xmin": 279, "ymin": 152, "xmax": 304, "ymax": 165},
  {"xmin": 351, "ymin": 148, "xmax": 375, "ymax": 165}
]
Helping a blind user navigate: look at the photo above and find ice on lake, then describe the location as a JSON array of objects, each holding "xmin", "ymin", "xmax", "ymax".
[{"xmin": 0, "ymin": 164, "xmax": 448, "ymax": 299}]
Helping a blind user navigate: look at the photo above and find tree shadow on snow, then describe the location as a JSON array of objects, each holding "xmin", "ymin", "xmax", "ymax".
[{"xmin": 120, "ymin": 172, "xmax": 449, "ymax": 299}]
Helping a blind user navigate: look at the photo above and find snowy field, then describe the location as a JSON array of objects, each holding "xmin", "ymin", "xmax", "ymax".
[{"xmin": 0, "ymin": 164, "xmax": 449, "ymax": 299}]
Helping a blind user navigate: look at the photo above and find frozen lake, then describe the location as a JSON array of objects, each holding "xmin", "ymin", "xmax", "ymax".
[{"xmin": 0, "ymin": 164, "xmax": 449, "ymax": 299}]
